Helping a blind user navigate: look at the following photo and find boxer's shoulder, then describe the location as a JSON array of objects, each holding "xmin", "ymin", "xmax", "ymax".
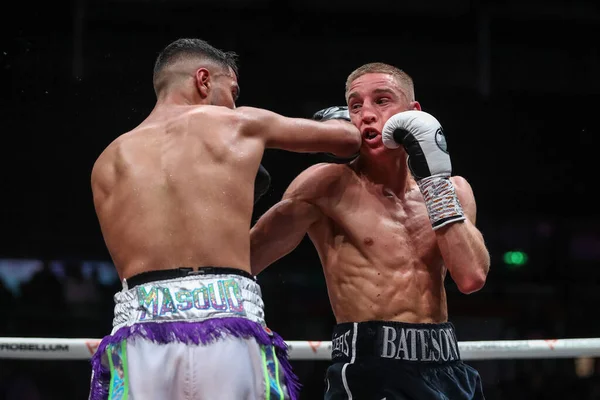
[
  {"xmin": 304, "ymin": 162, "xmax": 351, "ymax": 179},
  {"xmin": 296, "ymin": 162, "xmax": 352, "ymax": 189},
  {"xmin": 284, "ymin": 163, "xmax": 350, "ymax": 202},
  {"xmin": 92, "ymin": 130, "xmax": 141, "ymax": 186},
  {"xmin": 92, "ymin": 136, "xmax": 121, "ymax": 174},
  {"xmin": 185, "ymin": 104, "xmax": 239, "ymax": 124}
]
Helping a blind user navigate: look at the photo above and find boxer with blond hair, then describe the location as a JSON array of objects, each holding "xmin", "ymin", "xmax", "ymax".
[{"xmin": 251, "ymin": 62, "xmax": 490, "ymax": 399}]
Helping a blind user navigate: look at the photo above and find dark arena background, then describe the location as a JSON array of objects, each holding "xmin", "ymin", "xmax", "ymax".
[{"xmin": 1, "ymin": 0, "xmax": 600, "ymax": 398}]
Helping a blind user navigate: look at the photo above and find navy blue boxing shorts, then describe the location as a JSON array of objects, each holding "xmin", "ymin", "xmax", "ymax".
[{"xmin": 324, "ymin": 321, "xmax": 484, "ymax": 400}]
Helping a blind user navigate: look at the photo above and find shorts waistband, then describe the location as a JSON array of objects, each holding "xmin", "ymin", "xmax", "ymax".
[
  {"xmin": 112, "ymin": 267, "xmax": 264, "ymax": 334},
  {"xmin": 124, "ymin": 266, "xmax": 255, "ymax": 289},
  {"xmin": 331, "ymin": 321, "xmax": 461, "ymax": 364}
]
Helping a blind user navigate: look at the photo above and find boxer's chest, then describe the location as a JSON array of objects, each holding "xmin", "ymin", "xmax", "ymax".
[{"xmin": 331, "ymin": 182, "xmax": 441, "ymax": 264}]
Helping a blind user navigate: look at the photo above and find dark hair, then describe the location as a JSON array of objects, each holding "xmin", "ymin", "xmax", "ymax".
[{"xmin": 153, "ymin": 38, "xmax": 238, "ymax": 93}]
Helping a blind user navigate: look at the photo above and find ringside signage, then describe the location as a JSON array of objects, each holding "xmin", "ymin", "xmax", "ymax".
[
  {"xmin": 0, "ymin": 342, "xmax": 69, "ymax": 352},
  {"xmin": 0, "ymin": 338, "xmax": 100, "ymax": 360}
]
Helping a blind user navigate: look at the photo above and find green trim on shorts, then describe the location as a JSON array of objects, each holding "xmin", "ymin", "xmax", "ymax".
[
  {"xmin": 107, "ymin": 340, "xmax": 129, "ymax": 400},
  {"xmin": 272, "ymin": 349, "xmax": 283, "ymax": 400},
  {"xmin": 260, "ymin": 348, "xmax": 271, "ymax": 400},
  {"xmin": 261, "ymin": 345, "xmax": 285, "ymax": 400}
]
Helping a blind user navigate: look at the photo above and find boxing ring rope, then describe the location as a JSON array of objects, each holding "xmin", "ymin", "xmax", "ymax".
[{"xmin": 1, "ymin": 337, "xmax": 600, "ymax": 361}]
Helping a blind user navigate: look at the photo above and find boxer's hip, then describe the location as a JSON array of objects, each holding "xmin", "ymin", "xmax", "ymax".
[
  {"xmin": 89, "ymin": 267, "xmax": 300, "ymax": 400},
  {"xmin": 331, "ymin": 320, "xmax": 461, "ymax": 364},
  {"xmin": 325, "ymin": 321, "xmax": 484, "ymax": 400},
  {"xmin": 112, "ymin": 266, "xmax": 265, "ymax": 332},
  {"xmin": 91, "ymin": 331, "xmax": 296, "ymax": 400}
]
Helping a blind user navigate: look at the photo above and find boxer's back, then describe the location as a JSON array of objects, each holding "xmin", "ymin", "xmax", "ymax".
[{"xmin": 92, "ymin": 105, "xmax": 263, "ymax": 280}]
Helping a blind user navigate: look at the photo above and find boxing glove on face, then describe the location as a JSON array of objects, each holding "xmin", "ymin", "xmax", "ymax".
[
  {"xmin": 382, "ymin": 110, "xmax": 465, "ymax": 230},
  {"xmin": 313, "ymin": 106, "xmax": 358, "ymax": 163},
  {"xmin": 312, "ymin": 106, "xmax": 351, "ymax": 122},
  {"xmin": 254, "ymin": 164, "xmax": 271, "ymax": 204},
  {"xmin": 382, "ymin": 110, "xmax": 451, "ymax": 181}
]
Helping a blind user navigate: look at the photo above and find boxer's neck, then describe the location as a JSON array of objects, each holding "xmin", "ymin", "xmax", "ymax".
[
  {"xmin": 155, "ymin": 85, "xmax": 204, "ymax": 106},
  {"xmin": 356, "ymin": 153, "xmax": 411, "ymax": 196}
]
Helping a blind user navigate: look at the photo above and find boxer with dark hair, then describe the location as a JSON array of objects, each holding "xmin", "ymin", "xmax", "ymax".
[
  {"xmin": 89, "ymin": 38, "xmax": 360, "ymax": 400},
  {"xmin": 251, "ymin": 62, "xmax": 490, "ymax": 399}
]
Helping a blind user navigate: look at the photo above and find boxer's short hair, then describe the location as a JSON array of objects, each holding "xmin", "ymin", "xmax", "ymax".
[
  {"xmin": 345, "ymin": 63, "xmax": 415, "ymax": 101},
  {"xmin": 153, "ymin": 38, "xmax": 238, "ymax": 94}
]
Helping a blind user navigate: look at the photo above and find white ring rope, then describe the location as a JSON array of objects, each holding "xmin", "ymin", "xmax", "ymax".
[{"xmin": 1, "ymin": 337, "xmax": 600, "ymax": 361}]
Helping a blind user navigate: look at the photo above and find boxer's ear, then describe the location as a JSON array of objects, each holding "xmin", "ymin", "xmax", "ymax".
[
  {"xmin": 195, "ymin": 68, "xmax": 210, "ymax": 99},
  {"xmin": 409, "ymin": 101, "xmax": 421, "ymax": 111}
]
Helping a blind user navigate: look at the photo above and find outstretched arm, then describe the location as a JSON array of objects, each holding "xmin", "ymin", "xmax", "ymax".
[{"xmin": 236, "ymin": 106, "xmax": 361, "ymax": 158}]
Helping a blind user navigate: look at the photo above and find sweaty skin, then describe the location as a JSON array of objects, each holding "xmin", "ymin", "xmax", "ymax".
[
  {"xmin": 250, "ymin": 73, "xmax": 490, "ymax": 324},
  {"xmin": 92, "ymin": 66, "xmax": 361, "ymax": 281}
]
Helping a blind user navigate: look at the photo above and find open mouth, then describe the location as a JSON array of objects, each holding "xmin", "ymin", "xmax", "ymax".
[{"xmin": 363, "ymin": 128, "xmax": 379, "ymax": 141}]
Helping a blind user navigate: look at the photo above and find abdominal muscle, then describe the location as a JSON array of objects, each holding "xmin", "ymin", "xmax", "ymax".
[
  {"xmin": 322, "ymin": 246, "xmax": 448, "ymax": 324},
  {"xmin": 309, "ymin": 180, "xmax": 449, "ymax": 324}
]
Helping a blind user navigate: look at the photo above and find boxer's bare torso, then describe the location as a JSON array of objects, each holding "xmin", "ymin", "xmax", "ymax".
[
  {"xmin": 92, "ymin": 101, "xmax": 361, "ymax": 281},
  {"xmin": 254, "ymin": 162, "xmax": 474, "ymax": 323},
  {"xmin": 303, "ymin": 164, "xmax": 476, "ymax": 323},
  {"xmin": 92, "ymin": 105, "xmax": 264, "ymax": 280},
  {"xmin": 250, "ymin": 70, "xmax": 486, "ymax": 324}
]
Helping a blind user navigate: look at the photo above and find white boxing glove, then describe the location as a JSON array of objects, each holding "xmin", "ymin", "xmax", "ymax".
[
  {"xmin": 382, "ymin": 110, "xmax": 451, "ymax": 180},
  {"xmin": 382, "ymin": 110, "xmax": 465, "ymax": 230}
]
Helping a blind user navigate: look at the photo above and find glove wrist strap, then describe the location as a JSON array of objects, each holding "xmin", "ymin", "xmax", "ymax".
[{"xmin": 417, "ymin": 175, "xmax": 466, "ymax": 230}]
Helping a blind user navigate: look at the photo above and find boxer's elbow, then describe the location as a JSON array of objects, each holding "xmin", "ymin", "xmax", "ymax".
[
  {"xmin": 456, "ymin": 268, "xmax": 488, "ymax": 294},
  {"xmin": 455, "ymin": 247, "xmax": 490, "ymax": 294}
]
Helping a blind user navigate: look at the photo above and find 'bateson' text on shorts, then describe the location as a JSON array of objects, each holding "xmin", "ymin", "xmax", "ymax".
[{"xmin": 331, "ymin": 321, "xmax": 461, "ymax": 364}]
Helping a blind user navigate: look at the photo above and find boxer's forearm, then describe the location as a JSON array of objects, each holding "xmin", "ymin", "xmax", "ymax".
[
  {"xmin": 250, "ymin": 199, "xmax": 317, "ymax": 275},
  {"xmin": 435, "ymin": 221, "xmax": 490, "ymax": 294},
  {"xmin": 382, "ymin": 112, "xmax": 489, "ymax": 292},
  {"xmin": 250, "ymin": 224, "xmax": 303, "ymax": 276}
]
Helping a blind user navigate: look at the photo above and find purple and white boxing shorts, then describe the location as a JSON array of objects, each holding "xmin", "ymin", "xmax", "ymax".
[{"xmin": 88, "ymin": 267, "xmax": 300, "ymax": 400}]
